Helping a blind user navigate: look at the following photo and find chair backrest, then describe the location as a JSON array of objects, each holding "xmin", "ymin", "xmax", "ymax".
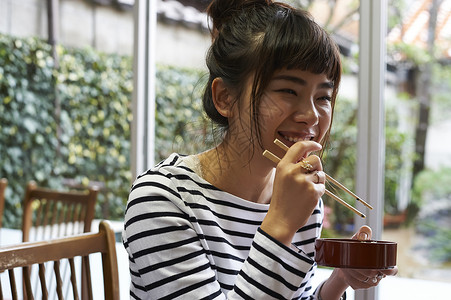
[
  {"xmin": 0, "ymin": 220, "xmax": 120, "ymax": 300},
  {"xmin": 22, "ymin": 180, "xmax": 99, "ymax": 242},
  {"xmin": 0, "ymin": 178, "xmax": 7, "ymax": 229}
]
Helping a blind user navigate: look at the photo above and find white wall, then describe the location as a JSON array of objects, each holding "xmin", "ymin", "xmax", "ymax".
[
  {"xmin": 0, "ymin": 0, "xmax": 210, "ymax": 68},
  {"xmin": 156, "ymin": 22, "xmax": 209, "ymax": 69}
]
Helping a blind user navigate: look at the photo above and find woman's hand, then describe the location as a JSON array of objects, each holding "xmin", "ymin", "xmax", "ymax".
[
  {"xmin": 320, "ymin": 226, "xmax": 399, "ymax": 299},
  {"xmin": 337, "ymin": 226, "xmax": 398, "ymax": 289},
  {"xmin": 261, "ymin": 140, "xmax": 325, "ymax": 246}
]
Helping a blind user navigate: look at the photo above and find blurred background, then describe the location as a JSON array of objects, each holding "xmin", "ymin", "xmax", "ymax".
[{"xmin": 1, "ymin": 0, "xmax": 450, "ymax": 298}]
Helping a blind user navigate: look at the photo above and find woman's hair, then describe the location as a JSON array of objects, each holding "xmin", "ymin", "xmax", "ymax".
[{"xmin": 202, "ymin": 0, "xmax": 342, "ymax": 150}]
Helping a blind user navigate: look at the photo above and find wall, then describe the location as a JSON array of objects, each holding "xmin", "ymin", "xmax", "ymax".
[{"xmin": 0, "ymin": 0, "xmax": 210, "ymax": 69}]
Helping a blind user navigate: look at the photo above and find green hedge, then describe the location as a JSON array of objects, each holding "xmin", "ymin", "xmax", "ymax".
[
  {"xmin": 0, "ymin": 34, "xmax": 214, "ymax": 228},
  {"xmin": 154, "ymin": 65, "xmax": 212, "ymax": 162},
  {"xmin": 0, "ymin": 35, "xmax": 134, "ymax": 227},
  {"xmin": 57, "ymin": 45, "xmax": 134, "ymax": 221},
  {"xmin": 1, "ymin": 36, "xmax": 61, "ymax": 227}
]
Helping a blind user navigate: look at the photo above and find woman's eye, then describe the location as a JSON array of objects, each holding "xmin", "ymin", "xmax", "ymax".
[
  {"xmin": 277, "ymin": 89, "xmax": 297, "ymax": 96},
  {"xmin": 318, "ymin": 96, "xmax": 332, "ymax": 102}
]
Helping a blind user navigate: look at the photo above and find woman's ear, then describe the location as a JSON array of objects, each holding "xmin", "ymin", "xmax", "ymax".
[{"xmin": 212, "ymin": 77, "xmax": 234, "ymax": 118}]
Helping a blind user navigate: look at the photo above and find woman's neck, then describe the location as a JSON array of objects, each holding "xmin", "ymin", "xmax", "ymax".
[{"xmin": 197, "ymin": 140, "xmax": 274, "ymax": 204}]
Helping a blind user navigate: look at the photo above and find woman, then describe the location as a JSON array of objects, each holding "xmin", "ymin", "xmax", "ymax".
[{"xmin": 123, "ymin": 0, "xmax": 397, "ymax": 299}]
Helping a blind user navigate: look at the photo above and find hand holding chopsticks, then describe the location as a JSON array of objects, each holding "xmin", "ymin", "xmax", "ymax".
[{"xmin": 263, "ymin": 139, "xmax": 372, "ymax": 218}]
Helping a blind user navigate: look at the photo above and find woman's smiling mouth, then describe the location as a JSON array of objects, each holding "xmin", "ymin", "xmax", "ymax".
[{"xmin": 279, "ymin": 132, "xmax": 315, "ymax": 144}]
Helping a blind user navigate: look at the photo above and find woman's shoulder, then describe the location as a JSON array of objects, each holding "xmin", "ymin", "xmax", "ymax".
[
  {"xmin": 136, "ymin": 153, "xmax": 195, "ymax": 181},
  {"xmin": 130, "ymin": 153, "xmax": 217, "ymax": 197},
  {"xmin": 151, "ymin": 153, "xmax": 191, "ymax": 172},
  {"xmin": 125, "ymin": 154, "xmax": 194, "ymax": 215}
]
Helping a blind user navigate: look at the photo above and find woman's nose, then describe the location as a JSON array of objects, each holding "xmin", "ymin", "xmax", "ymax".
[{"xmin": 293, "ymin": 98, "xmax": 319, "ymax": 125}]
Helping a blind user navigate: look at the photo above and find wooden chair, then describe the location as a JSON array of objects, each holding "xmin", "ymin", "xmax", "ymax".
[
  {"xmin": 21, "ymin": 180, "xmax": 99, "ymax": 242},
  {"xmin": 0, "ymin": 178, "xmax": 7, "ymax": 229},
  {"xmin": 0, "ymin": 220, "xmax": 120, "ymax": 300},
  {"xmin": 21, "ymin": 180, "xmax": 99, "ymax": 299}
]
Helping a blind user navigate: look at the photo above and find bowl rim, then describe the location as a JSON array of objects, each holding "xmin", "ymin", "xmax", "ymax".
[{"xmin": 315, "ymin": 238, "xmax": 397, "ymax": 245}]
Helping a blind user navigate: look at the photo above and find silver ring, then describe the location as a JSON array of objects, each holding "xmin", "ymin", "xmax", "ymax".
[
  {"xmin": 314, "ymin": 171, "xmax": 320, "ymax": 184},
  {"xmin": 372, "ymin": 277, "xmax": 378, "ymax": 283},
  {"xmin": 363, "ymin": 277, "xmax": 370, "ymax": 283}
]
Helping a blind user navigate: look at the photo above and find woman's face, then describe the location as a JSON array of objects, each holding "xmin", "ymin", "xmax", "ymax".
[
  {"xmin": 225, "ymin": 68, "xmax": 334, "ymax": 164},
  {"xmin": 258, "ymin": 68, "xmax": 334, "ymax": 158},
  {"xmin": 226, "ymin": 68, "xmax": 334, "ymax": 162}
]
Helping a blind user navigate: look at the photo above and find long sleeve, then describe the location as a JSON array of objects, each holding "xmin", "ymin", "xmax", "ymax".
[{"xmin": 230, "ymin": 228, "xmax": 317, "ymax": 299}]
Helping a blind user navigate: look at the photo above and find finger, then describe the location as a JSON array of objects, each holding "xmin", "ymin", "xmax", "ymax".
[
  {"xmin": 281, "ymin": 140, "xmax": 322, "ymax": 164},
  {"xmin": 355, "ymin": 270, "xmax": 383, "ymax": 288},
  {"xmin": 380, "ymin": 266, "xmax": 398, "ymax": 276},
  {"xmin": 352, "ymin": 225, "xmax": 372, "ymax": 241},
  {"xmin": 312, "ymin": 171, "xmax": 325, "ymax": 184},
  {"xmin": 340, "ymin": 269, "xmax": 376, "ymax": 289},
  {"xmin": 298, "ymin": 155, "xmax": 322, "ymax": 174}
]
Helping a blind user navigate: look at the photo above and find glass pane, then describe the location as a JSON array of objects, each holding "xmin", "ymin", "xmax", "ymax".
[
  {"xmin": 291, "ymin": 1, "xmax": 361, "ymax": 299},
  {"xmin": 382, "ymin": 0, "xmax": 451, "ymax": 298}
]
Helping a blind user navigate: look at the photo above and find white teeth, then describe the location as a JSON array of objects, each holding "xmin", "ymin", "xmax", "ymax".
[{"xmin": 283, "ymin": 135, "xmax": 311, "ymax": 143}]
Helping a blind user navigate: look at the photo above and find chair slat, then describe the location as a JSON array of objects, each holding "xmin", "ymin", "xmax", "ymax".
[
  {"xmin": 65, "ymin": 203, "xmax": 74, "ymax": 236},
  {"xmin": 34, "ymin": 201, "xmax": 44, "ymax": 237},
  {"xmin": 8, "ymin": 269, "xmax": 18, "ymax": 300},
  {"xmin": 50, "ymin": 201, "xmax": 60, "ymax": 238},
  {"xmin": 53, "ymin": 260, "xmax": 64, "ymax": 300},
  {"xmin": 72, "ymin": 204, "xmax": 81, "ymax": 235},
  {"xmin": 79, "ymin": 205, "xmax": 86, "ymax": 233},
  {"xmin": 82, "ymin": 256, "xmax": 93, "ymax": 299},
  {"xmin": 58, "ymin": 203, "xmax": 67, "ymax": 237},
  {"xmin": 68, "ymin": 258, "xmax": 79, "ymax": 300},
  {"xmin": 23, "ymin": 266, "xmax": 34, "ymax": 300},
  {"xmin": 38, "ymin": 263, "xmax": 48, "ymax": 300},
  {"xmin": 76, "ymin": 205, "xmax": 83, "ymax": 235},
  {"xmin": 42, "ymin": 199, "xmax": 52, "ymax": 229}
]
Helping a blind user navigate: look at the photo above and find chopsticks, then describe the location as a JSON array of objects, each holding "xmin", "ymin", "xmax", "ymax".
[
  {"xmin": 273, "ymin": 139, "xmax": 373, "ymax": 211},
  {"xmin": 263, "ymin": 139, "xmax": 372, "ymax": 218}
]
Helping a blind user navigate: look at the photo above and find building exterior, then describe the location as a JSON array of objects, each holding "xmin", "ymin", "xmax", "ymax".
[{"xmin": 0, "ymin": 0, "xmax": 211, "ymax": 69}]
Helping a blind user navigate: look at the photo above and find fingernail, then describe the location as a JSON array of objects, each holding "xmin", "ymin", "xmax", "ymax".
[{"xmin": 358, "ymin": 232, "xmax": 369, "ymax": 240}]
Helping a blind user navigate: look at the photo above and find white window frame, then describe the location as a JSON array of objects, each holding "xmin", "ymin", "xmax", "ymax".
[
  {"xmin": 131, "ymin": 0, "xmax": 157, "ymax": 177},
  {"xmin": 355, "ymin": 1, "xmax": 387, "ymax": 300}
]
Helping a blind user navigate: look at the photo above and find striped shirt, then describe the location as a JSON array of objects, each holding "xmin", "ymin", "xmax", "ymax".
[{"xmin": 123, "ymin": 153, "xmax": 324, "ymax": 299}]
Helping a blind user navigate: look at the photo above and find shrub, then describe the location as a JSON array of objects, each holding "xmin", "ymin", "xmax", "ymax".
[{"xmin": 0, "ymin": 34, "xmax": 213, "ymax": 227}]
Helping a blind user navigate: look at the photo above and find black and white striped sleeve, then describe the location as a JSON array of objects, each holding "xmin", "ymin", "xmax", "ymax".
[{"xmin": 123, "ymin": 169, "xmax": 317, "ymax": 299}]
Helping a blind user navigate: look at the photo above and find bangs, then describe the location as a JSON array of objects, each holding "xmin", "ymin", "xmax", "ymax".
[
  {"xmin": 281, "ymin": 27, "xmax": 342, "ymax": 83},
  {"xmin": 255, "ymin": 7, "xmax": 341, "ymax": 89}
]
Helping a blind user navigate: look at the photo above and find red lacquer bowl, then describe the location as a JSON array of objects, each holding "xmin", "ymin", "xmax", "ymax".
[{"xmin": 315, "ymin": 238, "xmax": 397, "ymax": 269}]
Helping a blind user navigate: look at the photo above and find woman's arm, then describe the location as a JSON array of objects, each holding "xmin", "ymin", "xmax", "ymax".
[{"xmin": 123, "ymin": 170, "xmax": 318, "ymax": 299}]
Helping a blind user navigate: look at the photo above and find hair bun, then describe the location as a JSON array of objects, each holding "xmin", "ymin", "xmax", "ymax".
[{"xmin": 207, "ymin": 0, "xmax": 272, "ymax": 39}]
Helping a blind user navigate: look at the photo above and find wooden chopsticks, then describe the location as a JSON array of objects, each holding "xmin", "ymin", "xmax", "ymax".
[{"xmin": 263, "ymin": 139, "xmax": 372, "ymax": 218}]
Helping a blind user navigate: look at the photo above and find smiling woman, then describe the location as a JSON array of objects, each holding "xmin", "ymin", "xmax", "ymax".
[
  {"xmin": 122, "ymin": 0, "xmax": 397, "ymax": 299},
  {"xmin": 263, "ymin": 70, "xmax": 334, "ymax": 148}
]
